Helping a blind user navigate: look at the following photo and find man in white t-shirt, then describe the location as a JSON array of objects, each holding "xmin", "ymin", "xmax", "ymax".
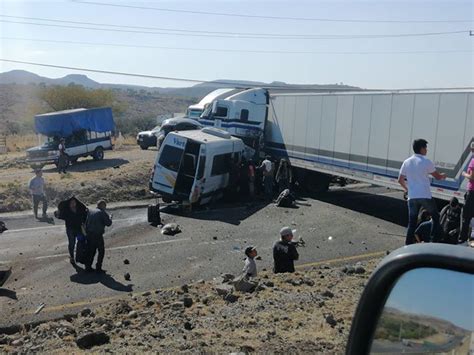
[{"xmin": 398, "ymin": 139, "xmax": 446, "ymax": 245}]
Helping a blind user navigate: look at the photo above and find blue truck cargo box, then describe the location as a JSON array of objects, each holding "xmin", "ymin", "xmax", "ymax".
[{"xmin": 34, "ymin": 107, "xmax": 115, "ymax": 137}]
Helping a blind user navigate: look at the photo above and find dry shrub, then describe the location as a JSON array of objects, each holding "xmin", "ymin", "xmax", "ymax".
[{"xmin": 5, "ymin": 134, "xmax": 40, "ymax": 152}]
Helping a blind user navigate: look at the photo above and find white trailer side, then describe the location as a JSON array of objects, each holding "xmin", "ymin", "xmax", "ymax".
[{"xmin": 265, "ymin": 90, "xmax": 474, "ymax": 202}]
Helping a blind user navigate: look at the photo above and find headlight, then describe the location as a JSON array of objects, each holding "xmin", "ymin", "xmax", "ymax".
[{"xmin": 48, "ymin": 150, "xmax": 59, "ymax": 156}]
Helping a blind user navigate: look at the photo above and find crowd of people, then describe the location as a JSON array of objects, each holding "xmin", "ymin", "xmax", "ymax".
[
  {"xmin": 398, "ymin": 139, "xmax": 474, "ymax": 246},
  {"xmin": 2, "ymin": 138, "xmax": 472, "ymax": 284}
]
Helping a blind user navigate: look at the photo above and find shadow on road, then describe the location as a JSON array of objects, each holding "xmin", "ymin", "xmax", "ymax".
[
  {"xmin": 0, "ymin": 289, "xmax": 17, "ymax": 300},
  {"xmin": 162, "ymin": 200, "xmax": 270, "ymax": 226},
  {"xmin": 306, "ymin": 189, "xmax": 408, "ymax": 227},
  {"xmin": 70, "ymin": 268, "xmax": 133, "ymax": 292},
  {"xmin": 43, "ymin": 158, "xmax": 129, "ymax": 174},
  {"xmin": 37, "ymin": 216, "xmax": 55, "ymax": 224}
]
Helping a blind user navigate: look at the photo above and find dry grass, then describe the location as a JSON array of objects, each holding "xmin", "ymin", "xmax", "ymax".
[{"xmin": 4, "ymin": 134, "xmax": 39, "ymax": 152}]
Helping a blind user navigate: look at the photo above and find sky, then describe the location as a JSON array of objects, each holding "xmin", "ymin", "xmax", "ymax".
[
  {"xmin": 0, "ymin": 0, "xmax": 473, "ymax": 89},
  {"xmin": 385, "ymin": 267, "xmax": 474, "ymax": 331}
]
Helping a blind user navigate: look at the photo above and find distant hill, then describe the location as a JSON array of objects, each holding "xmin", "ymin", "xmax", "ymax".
[{"xmin": 0, "ymin": 70, "xmax": 360, "ymax": 99}]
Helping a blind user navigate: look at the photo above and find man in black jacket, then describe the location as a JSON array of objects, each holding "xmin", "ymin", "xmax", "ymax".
[
  {"xmin": 273, "ymin": 226, "xmax": 299, "ymax": 273},
  {"xmin": 85, "ymin": 200, "xmax": 112, "ymax": 273}
]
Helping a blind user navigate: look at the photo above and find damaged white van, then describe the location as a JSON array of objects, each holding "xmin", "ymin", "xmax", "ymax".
[{"xmin": 150, "ymin": 127, "xmax": 245, "ymax": 205}]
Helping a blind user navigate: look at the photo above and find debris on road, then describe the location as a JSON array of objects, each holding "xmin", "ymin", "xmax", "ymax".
[
  {"xmin": 123, "ymin": 259, "xmax": 130, "ymax": 265},
  {"xmin": 161, "ymin": 223, "xmax": 181, "ymax": 236},
  {"xmin": 124, "ymin": 273, "xmax": 131, "ymax": 281},
  {"xmin": 34, "ymin": 303, "xmax": 45, "ymax": 315}
]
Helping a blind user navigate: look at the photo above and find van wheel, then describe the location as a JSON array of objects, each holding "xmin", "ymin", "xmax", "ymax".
[
  {"xmin": 93, "ymin": 147, "xmax": 104, "ymax": 161},
  {"xmin": 140, "ymin": 145, "xmax": 148, "ymax": 150}
]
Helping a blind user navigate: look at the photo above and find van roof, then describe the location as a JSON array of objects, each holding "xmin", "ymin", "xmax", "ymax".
[{"xmin": 168, "ymin": 128, "xmax": 242, "ymax": 144}]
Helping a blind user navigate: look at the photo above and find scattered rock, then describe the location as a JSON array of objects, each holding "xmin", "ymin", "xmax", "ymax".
[
  {"xmin": 113, "ymin": 300, "xmax": 132, "ymax": 315},
  {"xmin": 184, "ymin": 321, "xmax": 194, "ymax": 331},
  {"xmin": 213, "ymin": 236, "xmax": 218, "ymax": 240},
  {"xmin": 263, "ymin": 281, "xmax": 274, "ymax": 288},
  {"xmin": 11, "ymin": 339, "xmax": 23, "ymax": 346},
  {"xmin": 80, "ymin": 308, "xmax": 92, "ymax": 317},
  {"xmin": 221, "ymin": 273, "xmax": 235, "ymax": 283},
  {"xmin": 76, "ymin": 331, "xmax": 110, "ymax": 349},
  {"xmin": 127, "ymin": 311, "xmax": 138, "ymax": 319},
  {"xmin": 183, "ymin": 295, "xmax": 193, "ymax": 308},
  {"xmin": 181, "ymin": 284, "xmax": 189, "ymax": 293},
  {"xmin": 325, "ymin": 315, "xmax": 338, "ymax": 327},
  {"xmin": 224, "ymin": 294, "xmax": 239, "ymax": 303},
  {"xmin": 123, "ymin": 259, "xmax": 130, "ymax": 265},
  {"xmin": 142, "ymin": 291, "xmax": 151, "ymax": 297},
  {"xmin": 124, "ymin": 273, "xmax": 131, "ymax": 281},
  {"xmin": 171, "ymin": 302, "xmax": 185, "ymax": 311},
  {"xmin": 354, "ymin": 265, "xmax": 366, "ymax": 274},
  {"xmin": 215, "ymin": 284, "xmax": 234, "ymax": 296},
  {"xmin": 322, "ymin": 290, "xmax": 334, "ymax": 298},
  {"xmin": 240, "ymin": 344, "xmax": 255, "ymax": 353}
]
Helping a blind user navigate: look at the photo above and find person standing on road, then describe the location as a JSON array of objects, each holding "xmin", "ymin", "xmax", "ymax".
[
  {"xmin": 55, "ymin": 196, "xmax": 88, "ymax": 265},
  {"xmin": 273, "ymin": 227, "xmax": 299, "ymax": 273},
  {"xmin": 85, "ymin": 200, "xmax": 112, "ymax": 273},
  {"xmin": 460, "ymin": 142, "xmax": 474, "ymax": 243},
  {"xmin": 58, "ymin": 137, "xmax": 67, "ymax": 174},
  {"xmin": 275, "ymin": 158, "xmax": 293, "ymax": 193},
  {"xmin": 398, "ymin": 139, "xmax": 446, "ymax": 245},
  {"xmin": 28, "ymin": 169, "xmax": 48, "ymax": 219},
  {"xmin": 247, "ymin": 159, "xmax": 256, "ymax": 199},
  {"xmin": 259, "ymin": 156, "xmax": 274, "ymax": 200}
]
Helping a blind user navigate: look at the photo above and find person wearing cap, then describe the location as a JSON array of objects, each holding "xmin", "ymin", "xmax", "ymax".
[
  {"xmin": 273, "ymin": 227, "xmax": 299, "ymax": 273},
  {"xmin": 85, "ymin": 200, "xmax": 112, "ymax": 273},
  {"xmin": 28, "ymin": 169, "xmax": 48, "ymax": 219},
  {"xmin": 242, "ymin": 246, "xmax": 258, "ymax": 278},
  {"xmin": 460, "ymin": 141, "xmax": 474, "ymax": 243}
]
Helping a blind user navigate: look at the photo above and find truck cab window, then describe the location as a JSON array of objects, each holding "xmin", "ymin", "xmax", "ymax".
[
  {"xmin": 240, "ymin": 109, "xmax": 249, "ymax": 122},
  {"xmin": 215, "ymin": 106, "xmax": 228, "ymax": 118}
]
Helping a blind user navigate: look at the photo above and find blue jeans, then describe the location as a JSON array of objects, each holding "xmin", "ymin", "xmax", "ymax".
[{"xmin": 406, "ymin": 198, "xmax": 440, "ymax": 245}]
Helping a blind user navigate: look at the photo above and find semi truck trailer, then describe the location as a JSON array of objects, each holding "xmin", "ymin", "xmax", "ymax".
[{"xmin": 198, "ymin": 88, "xmax": 473, "ymax": 202}]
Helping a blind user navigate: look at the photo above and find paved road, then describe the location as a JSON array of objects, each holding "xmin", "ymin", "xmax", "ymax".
[{"xmin": 0, "ymin": 185, "xmax": 407, "ymax": 327}]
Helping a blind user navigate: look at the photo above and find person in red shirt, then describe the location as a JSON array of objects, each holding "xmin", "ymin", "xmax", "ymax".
[{"xmin": 460, "ymin": 142, "xmax": 474, "ymax": 243}]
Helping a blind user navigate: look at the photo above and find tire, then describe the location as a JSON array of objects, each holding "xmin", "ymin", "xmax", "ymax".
[
  {"xmin": 162, "ymin": 196, "xmax": 172, "ymax": 203},
  {"xmin": 93, "ymin": 147, "xmax": 104, "ymax": 161},
  {"xmin": 140, "ymin": 145, "xmax": 148, "ymax": 150},
  {"xmin": 70, "ymin": 157, "xmax": 78, "ymax": 164}
]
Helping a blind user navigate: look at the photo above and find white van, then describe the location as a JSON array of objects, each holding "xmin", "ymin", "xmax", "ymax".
[{"xmin": 150, "ymin": 128, "xmax": 245, "ymax": 205}]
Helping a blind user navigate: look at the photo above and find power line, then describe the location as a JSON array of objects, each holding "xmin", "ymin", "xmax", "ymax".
[
  {"xmin": 2, "ymin": 36, "xmax": 473, "ymax": 55},
  {"xmin": 71, "ymin": 0, "xmax": 474, "ymax": 24},
  {"xmin": 1, "ymin": 58, "xmax": 473, "ymax": 92},
  {"xmin": 1, "ymin": 19, "xmax": 469, "ymax": 40}
]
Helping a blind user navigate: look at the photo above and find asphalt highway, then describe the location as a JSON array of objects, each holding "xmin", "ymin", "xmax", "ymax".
[{"xmin": 0, "ymin": 185, "xmax": 408, "ymax": 327}]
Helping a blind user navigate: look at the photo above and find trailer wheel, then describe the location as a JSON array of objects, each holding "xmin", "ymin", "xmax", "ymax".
[{"xmin": 93, "ymin": 147, "xmax": 104, "ymax": 161}]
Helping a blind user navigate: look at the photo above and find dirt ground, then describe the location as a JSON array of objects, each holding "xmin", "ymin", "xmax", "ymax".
[
  {"xmin": 0, "ymin": 145, "xmax": 158, "ymax": 213},
  {"xmin": 0, "ymin": 259, "xmax": 379, "ymax": 353}
]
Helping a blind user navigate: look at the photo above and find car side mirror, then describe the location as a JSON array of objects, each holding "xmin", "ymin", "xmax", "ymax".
[{"xmin": 346, "ymin": 244, "xmax": 474, "ymax": 355}]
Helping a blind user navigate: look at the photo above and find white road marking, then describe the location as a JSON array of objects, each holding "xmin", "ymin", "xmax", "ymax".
[{"xmin": 3, "ymin": 216, "xmax": 147, "ymax": 234}]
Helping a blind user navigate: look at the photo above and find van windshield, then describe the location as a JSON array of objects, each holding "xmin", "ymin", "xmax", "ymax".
[{"xmin": 158, "ymin": 145, "xmax": 184, "ymax": 172}]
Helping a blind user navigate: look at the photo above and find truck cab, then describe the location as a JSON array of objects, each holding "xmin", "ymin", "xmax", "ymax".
[
  {"xmin": 150, "ymin": 128, "xmax": 245, "ymax": 205},
  {"xmin": 197, "ymin": 88, "xmax": 268, "ymax": 153}
]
